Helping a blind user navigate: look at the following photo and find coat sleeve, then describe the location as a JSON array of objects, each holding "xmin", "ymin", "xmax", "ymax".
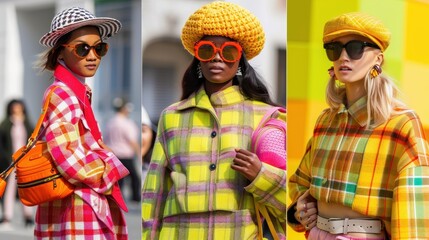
[
  {"xmin": 391, "ymin": 113, "xmax": 429, "ymax": 239},
  {"xmin": 44, "ymin": 86, "xmax": 129, "ymax": 193},
  {"xmin": 244, "ymin": 109, "xmax": 287, "ymax": 221},
  {"xmin": 245, "ymin": 164, "xmax": 286, "ymax": 220},
  {"xmin": 287, "ymin": 138, "xmax": 313, "ymax": 232},
  {"xmin": 142, "ymin": 114, "xmax": 170, "ymax": 240}
]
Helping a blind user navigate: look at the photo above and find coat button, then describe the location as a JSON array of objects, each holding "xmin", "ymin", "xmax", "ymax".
[
  {"xmin": 209, "ymin": 164, "xmax": 216, "ymax": 171},
  {"xmin": 211, "ymin": 131, "xmax": 217, "ymax": 138}
]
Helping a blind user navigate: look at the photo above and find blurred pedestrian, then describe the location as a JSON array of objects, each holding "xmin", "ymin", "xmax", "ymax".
[
  {"xmin": 142, "ymin": 2, "xmax": 286, "ymax": 239},
  {"xmin": 0, "ymin": 99, "xmax": 34, "ymax": 229},
  {"xmin": 141, "ymin": 105, "xmax": 155, "ymax": 183},
  {"xmin": 36, "ymin": 6, "xmax": 129, "ymax": 239},
  {"xmin": 105, "ymin": 98, "xmax": 140, "ymax": 203}
]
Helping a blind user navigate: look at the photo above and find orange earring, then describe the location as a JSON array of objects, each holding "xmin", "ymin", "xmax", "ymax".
[
  {"xmin": 328, "ymin": 66, "xmax": 335, "ymax": 78},
  {"xmin": 370, "ymin": 64, "xmax": 382, "ymax": 78}
]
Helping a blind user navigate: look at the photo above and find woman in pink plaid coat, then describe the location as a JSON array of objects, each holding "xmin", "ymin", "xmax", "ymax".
[{"xmin": 35, "ymin": 7, "xmax": 129, "ymax": 239}]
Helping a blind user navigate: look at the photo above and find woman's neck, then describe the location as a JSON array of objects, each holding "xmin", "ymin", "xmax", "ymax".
[
  {"xmin": 345, "ymin": 81, "xmax": 366, "ymax": 107},
  {"xmin": 58, "ymin": 60, "xmax": 86, "ymax": 84},
  {"xmin": 204, "ymin": 80, "xmax": 233, "ymax": 97}
]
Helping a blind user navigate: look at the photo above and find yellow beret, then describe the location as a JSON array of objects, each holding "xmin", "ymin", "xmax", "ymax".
[
  {"xmin": 181, "ymin": 1, "xmax": 265, "ymax": 60},
  {"xmin": 323, "ymin": 12, "xmax": 391, "ymax": 51}
]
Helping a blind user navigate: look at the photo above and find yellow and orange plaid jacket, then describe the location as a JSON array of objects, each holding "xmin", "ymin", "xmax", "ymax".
[{"xmin": 289, "ymin": 96, "xmax": 429, "ymax": 239}]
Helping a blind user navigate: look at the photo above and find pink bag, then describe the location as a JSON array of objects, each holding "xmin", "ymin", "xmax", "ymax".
[{"xmin": 251, "ymin": 107, "xmax": 286, "ymax": 170}]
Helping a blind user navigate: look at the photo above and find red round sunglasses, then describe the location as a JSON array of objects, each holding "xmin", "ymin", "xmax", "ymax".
[{"xmin": 194, "ymin": 40, "xmax": 242, "ymax": 63}]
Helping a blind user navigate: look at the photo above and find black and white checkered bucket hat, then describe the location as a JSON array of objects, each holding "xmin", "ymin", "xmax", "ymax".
[{"xmin": 40, "ymin": 7, "xmax": 121, "ymax": 47}]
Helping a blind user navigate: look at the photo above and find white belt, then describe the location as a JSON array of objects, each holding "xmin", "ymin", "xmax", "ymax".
[{"xmin": 317, "ymin": 215, "xmax": 383, "ymax": 234}]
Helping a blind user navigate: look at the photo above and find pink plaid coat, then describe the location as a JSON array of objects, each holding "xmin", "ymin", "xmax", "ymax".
[{"xmin": 34, "ymin": 66, "xmax": 130, "ymax": 239}]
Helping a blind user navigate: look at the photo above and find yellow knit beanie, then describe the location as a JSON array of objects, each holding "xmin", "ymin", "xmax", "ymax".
[
  {"xmin": 323, "ymin": 12, "xmax": 391, "ymax": 51},
  {"xmin": 181, "ymin": 1, "xmax": 265, "ymax": 60}
]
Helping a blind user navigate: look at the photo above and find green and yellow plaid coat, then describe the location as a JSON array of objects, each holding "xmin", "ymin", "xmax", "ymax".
[
  {"xmin": 142, "ymin": 86, "xmax": 286, "ymax": 240},
  {"xmin": 288, "ymin": 96, "xmax": 429, "ymax": 239}
]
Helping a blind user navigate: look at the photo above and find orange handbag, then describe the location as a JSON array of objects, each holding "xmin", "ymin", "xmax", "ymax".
[{"xmin": 0, "ymin": 87, "xmax": 74, "ymax": 206}]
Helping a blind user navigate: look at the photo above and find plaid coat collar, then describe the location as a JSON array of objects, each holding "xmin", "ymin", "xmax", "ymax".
[
  {"xmin": 53, "ymin": 64, "xmax": 102, "ymax": 140},
  {"xmin": 336, "ymin": 96, "xmax": 368, "ymax": 127},
  {"xmin": 177, "ymin": 85, "xmax": 245, "ymax": 111}
]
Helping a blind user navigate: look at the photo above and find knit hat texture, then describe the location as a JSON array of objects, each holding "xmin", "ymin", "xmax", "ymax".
[
  {"xmin": 323, "ymin": 12, "xmax": 391, "ymax": 51},
  {"xmin": 181, "ymin": 1, "xmax": 265, "ymax": 60}
]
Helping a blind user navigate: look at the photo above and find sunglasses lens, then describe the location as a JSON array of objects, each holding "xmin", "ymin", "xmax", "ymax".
[
  {"xmin": 197, "ymin": 44, "xmax": 215, "ymax": 61},
  {"xmin": 75, "ymin": 44, "xmax": 91, "ymax": 57},
  {"xmin": 70, "ymin": 43, "xmax": 108, "ymax": 58},
  {"xmin": 345, "ymin": 41, "xmax": 364, "ymax": 60},
  {"xmin": 95, "ymin": 43, "xmax": 108, "ymax": 57},
  {"xmin": 222, "ymin": 45, "xmax": 240, "ymax": 62},
  {"xmin": 324, "ymin": 43, "xmax": 342, "ymax": 61},
  {"xmin": 324, "ymin": 41, "xmax": 366, "ymax": 61}
]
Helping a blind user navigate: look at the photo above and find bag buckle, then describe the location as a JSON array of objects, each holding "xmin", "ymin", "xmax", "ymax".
[{"xmin": 25, "ymin": 139, "xmax": 35, "ymax": 150}]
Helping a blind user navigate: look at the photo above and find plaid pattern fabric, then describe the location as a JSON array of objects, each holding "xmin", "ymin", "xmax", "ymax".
[
  {"xmin": 142, "ymin": 86, "xmax": 286, "ymax": 240},
  {"xmin": 35, "ymin": 196, "xmax": 127, "ymax": 239},
  {"xmin": 288, "ymin": 96, "xmax": 429, "ymax": 239},
  {"xmin": 34, "ymin": 81, "xmax": 129, "ymax": 239}
]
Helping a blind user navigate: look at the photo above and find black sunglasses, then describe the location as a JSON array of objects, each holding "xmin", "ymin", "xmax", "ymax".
[
  {"xmin": 62, "ymin": 42, "xmax": 109, "ymax": 59},
  {"xmin": 323, "ymin": 40, "xmax": 379, "ymax": 61}
]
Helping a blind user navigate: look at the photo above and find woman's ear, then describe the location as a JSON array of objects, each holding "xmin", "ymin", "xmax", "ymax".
[
  {"xmin": 57, "ymin": 48, "xmax": 64, "ymax": 61},
  {"xmin": 376, "ymin": 52, "xmax": 384, "ymax": 65}
]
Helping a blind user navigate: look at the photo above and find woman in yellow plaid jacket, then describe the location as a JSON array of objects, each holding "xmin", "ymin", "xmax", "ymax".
[
  {"xmin": 142, "ymin": 1, "xmax": 286, "ymax": 240},
  {"xmin": 288, "ymin": 12, "xmax": 429, "ymax": 240}
]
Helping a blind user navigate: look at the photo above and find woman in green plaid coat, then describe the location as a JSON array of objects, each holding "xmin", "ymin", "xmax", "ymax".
[{"xmin": 142, "ymin": 2, "xmax": 286, "ymax": 240}]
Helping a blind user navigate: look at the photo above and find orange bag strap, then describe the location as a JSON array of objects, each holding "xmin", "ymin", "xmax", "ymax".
[
  {"xmin": 0, "ymin": 86, "xmax": 58, "ymax": 179},
  {"xmin": 255, "ymin": 107, "xmax": 281, "ymax": 131},
  {"xmin": 26, "ymin": 86, "xmax": 59, "ymax": 149},
  {"xmin": 255, "ymin": 198, "xmax": 264, "ymax": 240},
  {"xmin": 254, "ymin": 198, "xmax": 280, "ymax": 240}
]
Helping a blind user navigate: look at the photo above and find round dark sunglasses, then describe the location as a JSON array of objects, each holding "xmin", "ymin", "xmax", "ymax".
[
  {"xmin": 62, "ymin": 42, "xmax": 109, "ymax": 59},
  {"xmin": 323, "ymin": 40, "xmax": 379, "ymax": 61}
]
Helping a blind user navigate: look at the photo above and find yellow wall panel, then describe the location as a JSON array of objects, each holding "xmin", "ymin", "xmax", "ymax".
[
  {"xmin": 401, "ymin": 62, "xmax": 429, "ymax": 125},
  {"xmin": 405, "ymin": 1, "xmax": 429, "ymax": 64},
  {"xmin": 287, "ymin": 1, "xmax": 429, "ymax": 239}
]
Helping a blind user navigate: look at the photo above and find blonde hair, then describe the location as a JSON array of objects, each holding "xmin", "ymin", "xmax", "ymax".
[{"xmin": 326, "ymin": 67, "xmax": 408, "ymax": 128}]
